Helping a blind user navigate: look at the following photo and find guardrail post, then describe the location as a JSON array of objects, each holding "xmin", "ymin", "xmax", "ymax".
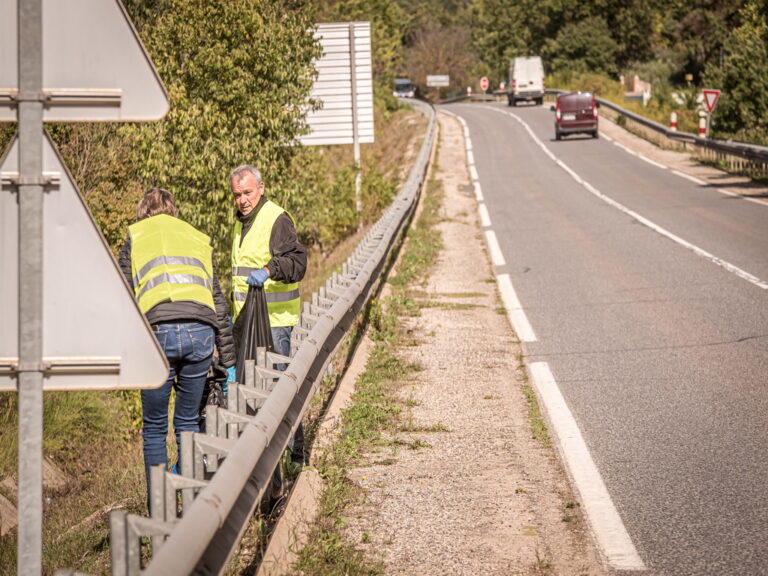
[
  {"xmin": 149, "ymin": 465, "xmax": 167, "ymax": 554},
  {"xmin": 109, "ymin": 509, "xmax": 131, "ymax": 576},
  {"xmin": 205, "ymin": 404, "xmax": 219, "ymax": 438},
  {"xmin": 180, "ymin": 431, "xmax": 195, "ymax": 512}
]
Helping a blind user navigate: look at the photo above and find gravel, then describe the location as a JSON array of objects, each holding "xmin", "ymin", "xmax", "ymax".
[{"xmin": 340, "ymin": 111, "xmax": 608, "ymax": 576}]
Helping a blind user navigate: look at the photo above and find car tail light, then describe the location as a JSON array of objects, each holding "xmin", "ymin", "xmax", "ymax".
[{"xmin": 555, "ymin": 103, "xmax": 561, "ymax": 121}]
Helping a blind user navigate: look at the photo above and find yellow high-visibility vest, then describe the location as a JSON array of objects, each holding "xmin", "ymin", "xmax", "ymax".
[
  {"xmin": 231, "ymin": 200, "xmax": 300, "ymax": 326},
  {"xmin": 129, "ymin": 214, "xmax": 215, "ymax": 314}
]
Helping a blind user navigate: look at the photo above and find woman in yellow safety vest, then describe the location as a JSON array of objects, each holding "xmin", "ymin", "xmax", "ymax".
[{"xmin": 118, "ymin": 188, "xmax": 235, "ymax": 511}]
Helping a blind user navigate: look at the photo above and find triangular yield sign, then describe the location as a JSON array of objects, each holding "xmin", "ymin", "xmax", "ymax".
[
  {"xmin": 0, "ymin": 133, "xmax": 168, "ymax": 390},
  {"xmin": 703, "ymin": 89, "xmax": 721, "ymax": 114},
  {"xmin": 0, "ymin": 0, "xmax": 169, "ymax": 122}
]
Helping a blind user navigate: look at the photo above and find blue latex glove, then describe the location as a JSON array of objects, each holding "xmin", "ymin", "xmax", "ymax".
[
  {"xmin": 223, "ymin": 365, "xmax": 236, "ymax": 396},
  {"xmin": 247, "ymin": 268, "xmax": 270, "ymax": 287}
]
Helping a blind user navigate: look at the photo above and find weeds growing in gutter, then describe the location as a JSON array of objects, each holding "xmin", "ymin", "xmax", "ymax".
[
  {"xmin": 516, "ymin": 352, "xmax": 551, "ymax": 449},
  {"xmin": 294, "ymin": 175, "xmax": 444, "ymax": 575}
]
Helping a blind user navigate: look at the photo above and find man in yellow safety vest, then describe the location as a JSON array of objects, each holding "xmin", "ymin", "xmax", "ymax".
[{"xmin": 229, "ymin": 165, "xmax": 307, "ymax": 466}]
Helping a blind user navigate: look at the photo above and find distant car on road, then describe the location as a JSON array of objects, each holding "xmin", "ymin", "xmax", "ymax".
[
  {"xmin": 394, "ymin": 78, "xmax": 416, "ymax": 98},
  {"xmin": 508, "ymin": 56, "xmax": 545, "ymax": 106},
  {"xmin": 551, "ymin": 92, "xmax": 599, "ymax": 140}
]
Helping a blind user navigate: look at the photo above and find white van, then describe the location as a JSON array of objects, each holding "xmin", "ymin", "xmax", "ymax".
[{"xmin": 508, "ymin": 56, "xmax": 545, "ymax": 106}]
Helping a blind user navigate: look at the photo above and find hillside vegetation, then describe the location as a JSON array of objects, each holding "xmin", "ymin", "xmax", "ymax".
[
  {"xmin": 1, "ymin": 0, "xmax": 766, "ymax": 572},
  {"xmin": 398, "ymin": 0, "xmax": 768, "ymax": 143}
]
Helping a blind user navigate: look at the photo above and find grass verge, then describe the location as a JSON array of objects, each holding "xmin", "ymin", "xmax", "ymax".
[
  {"xmin": 292, "ymin": 172, "xmax": 444, "ymax": 575},
  {"xmin": 0, "ymin": 105, "xmax": 428, "ymax": 575},
  {"xmin": 0, "ymin": 391, "xmax": 145, "ymax": 575}
]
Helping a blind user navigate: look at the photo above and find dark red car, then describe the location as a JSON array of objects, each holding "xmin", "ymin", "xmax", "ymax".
[{"xmin": 552, "ymin": 92, "xmax": 599, "ymax": 140}]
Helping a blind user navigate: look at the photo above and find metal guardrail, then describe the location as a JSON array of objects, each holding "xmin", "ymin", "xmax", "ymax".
[
  {"xmin": 56, "ymin": 98, "xmax": 436, "ymax": 576},
  {"xmin": 442, "ymin": 90, "xmax": 768, "ymax": 178}
]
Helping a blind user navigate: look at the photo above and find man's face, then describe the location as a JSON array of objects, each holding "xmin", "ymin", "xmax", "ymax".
[{"xmin": 231, "ymin": 172, "xmax": 264, "ymax": 216}]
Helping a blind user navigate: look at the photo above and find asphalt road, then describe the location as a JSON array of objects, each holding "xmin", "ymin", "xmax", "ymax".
[{"xmin": 445, "ymin": 102, "xmax": 768, "ymax": 576}]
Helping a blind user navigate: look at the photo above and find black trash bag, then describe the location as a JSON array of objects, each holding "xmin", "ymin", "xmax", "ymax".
[
  {"xmin": 234, "ymin": 285, "xmax": 274, "ymax": 384},
  {"xmin": 199, "ymin": 356, "xmax": 228, "ymax": 432}
]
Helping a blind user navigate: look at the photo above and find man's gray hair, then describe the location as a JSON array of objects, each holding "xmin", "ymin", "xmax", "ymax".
[{"xmin": 229, "ymin": 165, "xmax": 262, "ymax": 186}]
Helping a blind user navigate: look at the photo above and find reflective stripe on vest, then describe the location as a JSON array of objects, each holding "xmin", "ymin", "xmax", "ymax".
[
  {"xmin": 231, "ymin": 200, "xmax": 300, "ymax": 326},
  {"xmin": 232, "ymin": 288, "xmax": 300, "ymax": 303},
  {"xmin": 134, "ymin": 255, "xmax": 211, "ymax": 288},
  {"xmin": 129, "ymin": 214, "xmax": 215, "ymax": 314}
]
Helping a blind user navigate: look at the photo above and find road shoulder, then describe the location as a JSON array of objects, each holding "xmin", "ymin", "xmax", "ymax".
[
  {"xmin": 338, "ymin": 111, "xmax": 608, "ymax": 575},
  {"xmin": 599, "ymin": 116, "xmax": 768, "ymax": 204}
]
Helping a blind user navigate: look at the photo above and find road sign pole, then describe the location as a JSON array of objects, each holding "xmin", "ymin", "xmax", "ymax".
[
  {"xmin": 349, "ymin": 23, "xmax": 362, "ymax": 216},
  {"xmin": 17, "ymin": 0, "xmax": 45, "ymax": 573}
]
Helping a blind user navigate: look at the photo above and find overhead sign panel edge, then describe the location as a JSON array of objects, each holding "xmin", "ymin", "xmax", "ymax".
[{"xmin": 0, "ymin": 0, "xmax": 169, "ymax": 122}]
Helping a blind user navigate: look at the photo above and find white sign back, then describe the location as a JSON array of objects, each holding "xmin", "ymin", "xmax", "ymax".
[
  {"xmin": 0, "ymin": 133, "xmax": 169, "ymax": 390},
  {"xmin": 427, "ymin": 75, "xmax": 450, "ymax": 87},
  {"xmin": 0, "ymin": 0, "xmax": 169, "ymax": 121},
  {"xmin": 300, "ymin": 22, "xmax": 374, "ymax": 146}
]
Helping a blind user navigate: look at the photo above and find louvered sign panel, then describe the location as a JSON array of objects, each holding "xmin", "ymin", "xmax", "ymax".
[{"xmin": 300, "ymin": 22, "xmax": 374, "ymax": 146}]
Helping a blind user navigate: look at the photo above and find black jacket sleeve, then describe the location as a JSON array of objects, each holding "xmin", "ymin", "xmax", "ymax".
[
  {"xmin": 266, "ymin": 213, "xmax": 307, "ymax": 284},
  {"xmin": 211, "ymin": 265, "xmax": 236, "ymax": 367},
  {"xmin": 118, "ymin": 238, "xmax": 133, "ymax": 288}
]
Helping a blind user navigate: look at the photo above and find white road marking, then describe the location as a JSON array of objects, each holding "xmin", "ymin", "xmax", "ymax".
[
  {"xmin": 450, "ymin": 106, "xmax": 640, "ymax": 567},
  {"xmin": 485, "ymin": 106, "xmax": 768, "ymax": 290},
  {"xmin": 478, "ymin": 203, "xmax": 491, "ymax": 227},
  {"xmin": 716, "ymin": 188, "xmax": 767, "ymax": 206},
  {"xmin": 613, "ymin": 141, "xmax": 639, "ymax": 157},
  {"xmin": 474, "ymin": 181, "xmax": 484, "ymax": 202},
  {"xmin": 671, "ymin": 170, "xmax": 707, "ymax": 186},
  {"xmin": 496, "ymin": 274, "xmax": 536, "ymax": 342},
  {"xmin": 529, "ymin": 362, "xmax": 646, "ymax": 571},
  {"xmin": 637, "ymin": 155, "xmax": 668, "ymax": 170},
  {"xmin": 484, "ymin": 230, "xmax": 506, "ymax": 266},
  {"xmin": 612, "ymin": 142, "xmax": 668, "ymax": 170}
]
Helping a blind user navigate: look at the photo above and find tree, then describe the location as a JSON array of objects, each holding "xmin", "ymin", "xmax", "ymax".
[
  {"xmin": 543, "ymin": 17, "xmax": 620, "ymax": 79},
  {"xmin": 704, "ymin": 1, "xmax": 768, "ymax": 139},
  {"xmin": 317, "ymin": 0, "xmax": 408, "ymax": 90},
  {"xmin": 608, "ymin": 0, "xmax": 657, "ymax": 67},
  {"xmin": 42, "ymin": 0, "xmax": 323, "ymax": 282},
  {"xmin": 468, "ymin": 0, "xmax": 549, "ymax": 81},
  {"xmin": 406, "ymin": 22, "xmax": 477, "ymax": 97}
]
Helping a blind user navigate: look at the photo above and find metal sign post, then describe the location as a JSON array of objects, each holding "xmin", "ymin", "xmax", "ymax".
[
  {"xmin": 2, "ymin": 0, "xmax": 171, "ymax": 572},
  {"xmin": 349, "ymin": 23, "xmax": 362, "ymax": 215},
  {"xmin": 16, "ymin": 1, "xmax": 45, "ymax": 572}
]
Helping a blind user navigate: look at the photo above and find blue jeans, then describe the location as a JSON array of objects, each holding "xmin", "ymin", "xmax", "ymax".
[
  {"xmin": 142, "ymin": 322, "xmax": 214, "ymax": 505},
  {"xmin": 271, "ymin": 326, "xmax": 292, "ymax": 370}
]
